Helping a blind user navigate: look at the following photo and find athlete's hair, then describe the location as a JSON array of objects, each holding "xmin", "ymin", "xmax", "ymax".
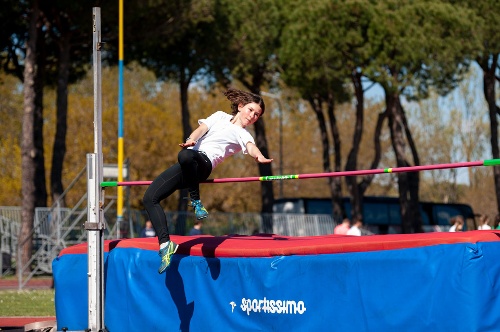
[{"xmin": 223, "ymin": 88, "xmax": 265, "ymax": 116}]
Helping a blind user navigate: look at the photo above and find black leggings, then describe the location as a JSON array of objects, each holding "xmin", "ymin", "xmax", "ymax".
[{"xmin": 143, "ymin": 149, "xmax": 212, "ymax": 244}]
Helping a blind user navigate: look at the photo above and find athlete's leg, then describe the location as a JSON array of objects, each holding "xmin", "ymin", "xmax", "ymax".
[
  {"xmin": 177, "ymin": 149, "xmax": 212, "ymax": 200},
  {"xmin": 178, "ymin": 149, "xmax": 212, "ymax": 219},
  {"xmin": 143, "ymin": 163, "xmax": 183, "ymax": 244}
]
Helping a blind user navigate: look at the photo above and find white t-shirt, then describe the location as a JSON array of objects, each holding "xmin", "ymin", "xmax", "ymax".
[
  {"xmin": 189, "ymin": 111, "xmax": 255, "ymax": 169},
  {"xmin": 347, "ymin": 225, "xmax": 362, "ymax": 236}
]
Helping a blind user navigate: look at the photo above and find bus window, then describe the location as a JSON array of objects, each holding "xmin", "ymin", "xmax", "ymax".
[
  {"xmin": 434, "ymin": 206, "xmax": 456, "ymax": 227},
  {"xmin": 432, "ymin": 204, "xmax": 473, "ymax": 231},
  {"xmin": 387, "ymin": 203, "xmax": 401, "ymax": 225},
  {"xmin": 420, "ymin": 207, "xmax": 430, "ymax": 225},
  {"xmin": 306, "ymin": 200, "xmax": 333, "ymax": 215},
  {"xmin": 273, "ymin": 199, "xmax": 304, "ymax": 213},
  {"xmin": 363, "ymin": 202, "xmax": 390, "ymax": 225},
  {"xmin": 343, "ymin": 201, "xmax": 352, "ymax": 219}
]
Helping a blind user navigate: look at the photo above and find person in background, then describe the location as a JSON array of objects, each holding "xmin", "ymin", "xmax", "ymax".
[
  {"xmin": 334, "ymin": 218, "xmax": 351, "ymax": 235},
  {"xmin": 432, "ymin": 224, "xmax": 443, "ymax": 232},
  {"xmin": 347, "ymin": 216, "xmax": 363, "ymax": 236},
  {"xmin": 494, "ymin": 214, "xmax": 500, "ymax": 230},
  {"xmin": 449, "ymin": 215, "xmax": 464, "ymax": 232},
  {"xmin": 477, "ymin": 214, "xmax": 492, "ymax": 230},
  {"xmin": 188, "ymin": 220, "xmax": 203, "ymax": 236},
  {"xmin": 140, "ymin": 220, "xmax": 156, "ymax": 238}
]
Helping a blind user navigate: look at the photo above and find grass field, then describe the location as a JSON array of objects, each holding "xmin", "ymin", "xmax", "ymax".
[{"xmin": 0, "ymin": 289, "xmax": 55, "ymax": 316}]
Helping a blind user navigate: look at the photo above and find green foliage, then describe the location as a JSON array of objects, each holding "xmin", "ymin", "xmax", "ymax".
[
  {"xmin": 217, "ymin": 0, "xmax": 284, "ymax": 87},
  {"xmin": 367, "ymin": 0, "xmax": 483, "ymax": 98},
  {"xmin": 125, "ymin": 0, "xmax": 220, "ymax": 84},
  {"xmin": 280, "ymin": 0, "xmax": 339, "ymax": 94},
  {"xmin": 451, "ymin": 0, "xmax": 500, "ymax": 55}
]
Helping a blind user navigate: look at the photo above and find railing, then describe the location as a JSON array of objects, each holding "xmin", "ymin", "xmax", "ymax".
[
  {"xmin": 0, "ymin": 209, "xmax": 21, "ymax": 276},
  {"xmin": 7, "ymin": 166, "xmax": 89, "ymax": 288}
]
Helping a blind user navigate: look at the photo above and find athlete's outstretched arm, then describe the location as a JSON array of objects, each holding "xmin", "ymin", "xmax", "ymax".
[
  {"xmin": 179, "ymin": 123, "xmax": 209, "ymax": 148},
  {"xmin": 247, "ymin": 142, "xmax": 273, "ymax": 163}
]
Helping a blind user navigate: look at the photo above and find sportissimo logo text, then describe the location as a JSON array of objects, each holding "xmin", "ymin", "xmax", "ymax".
[{"xmin": 239, "ymin": 297, "xmax": 307, "ymax": 315}]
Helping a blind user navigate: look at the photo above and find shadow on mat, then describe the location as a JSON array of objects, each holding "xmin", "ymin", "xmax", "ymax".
[{"xmin": 164, "ymin": 235, "xmax": 228, "ymax": 332}]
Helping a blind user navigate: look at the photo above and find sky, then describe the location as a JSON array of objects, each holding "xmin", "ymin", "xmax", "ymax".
[{"xmin": 362, "ymin": 63, "xmax": 491, "ymax": 185}]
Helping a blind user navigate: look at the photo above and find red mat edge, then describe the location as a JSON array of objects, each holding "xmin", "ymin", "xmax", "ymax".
[{"xmin": 58, "ymin": 230, "xmax": 500, "ymax": 258}]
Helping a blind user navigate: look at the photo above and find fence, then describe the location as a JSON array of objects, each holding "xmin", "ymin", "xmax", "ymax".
[{"xmin": 0, "ymin": 208, "xmax": 21, "ymax": 275}]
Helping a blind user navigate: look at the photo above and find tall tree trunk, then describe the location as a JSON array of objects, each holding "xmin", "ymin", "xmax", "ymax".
[
  {"xmin": 180, "ymin": 77, "xmax": 192, "ymax": 140},
  {"xmin": 175, "ymin": 75, "xmax": 193, "ymax": 235},
  {"xmin": 253, "ymin": 118, "xmax": 274, "ymax": 212},
  {"xmin": 308, "ymin": 97, "xmax": 341, "ymax": 218},
  {"xmin": 247, "ymin": 83, "xmax": 274, "ymax": 233},
  {"xmin": 398, "ymin": 99, "xmax": 423, "ymax": 233},
  {"xmin": 20, "ymin": 0, "xmax": 40, "ymax": 276},
  {"xmin": 51, "ymin": 16, "xmax": 71, "ymax": 207},
  {"xmin": 345, "ymin": 71, "xmax": 364, "ymax": 219},
  {"xmin": 253, "ymin": 107, "xmax": 274, "ymax": 233},
  {"xmin": 359, "ymin": 110, "xmax": 387, "ymax": 232},
  {"xmin": 34, "ymin": 21, "xmax": 47, "ymax": 208},
  {"xmin": 345, "ymin": 73, "xmax": 389, "ymax": 225},
  {"xmin": 325, "ymin": 95, "xmax": 343, "ymax": 221},
  {"xmin": 480, "ymin": 54, "xmax": 500, "ymax": 213},
  {"xmin": 386, "ymin": 92, "xmax": 412, "ymax": 233}
]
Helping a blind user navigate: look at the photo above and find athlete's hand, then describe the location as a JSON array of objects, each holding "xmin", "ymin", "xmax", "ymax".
[
  {"xmin": 179, "ymin": 138, "xmax": 197, "ymax": 148},
  {"xmin": 179, "ymin": 141, "xmax": 196, "ymax": 148},
  {"xmin": 255, "ymin": 155, "xmax": 273, "ymax": 163}
]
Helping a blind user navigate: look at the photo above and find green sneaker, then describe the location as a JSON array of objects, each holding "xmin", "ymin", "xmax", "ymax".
[
  {"xmin": 158, "ymin": 241, "xmax": 178, "ymax": 274},
  {"xmin": 191, "ymin": 199, "xmax": 208, "ymax": 220}
]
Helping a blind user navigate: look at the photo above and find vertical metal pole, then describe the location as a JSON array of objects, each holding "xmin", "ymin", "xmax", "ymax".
[{"xmin": 85, "ymin": 7, "xmax": 106, "ymax": 332}]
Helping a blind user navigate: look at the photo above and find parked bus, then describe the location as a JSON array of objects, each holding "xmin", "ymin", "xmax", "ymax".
[{"xmin": 273, "ymin": 196, "xmax": 476, "ymax": 234}]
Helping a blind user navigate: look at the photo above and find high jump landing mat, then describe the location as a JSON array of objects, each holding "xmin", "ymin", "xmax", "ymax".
[{"xmin": 53, "ymin": 230, "xmax": 500, "ymax": 331}]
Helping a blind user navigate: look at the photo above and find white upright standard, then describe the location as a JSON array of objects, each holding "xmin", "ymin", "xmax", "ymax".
[{"xmin": 85, "ymin": 7, "xmax": 106, "ymax": 332}]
